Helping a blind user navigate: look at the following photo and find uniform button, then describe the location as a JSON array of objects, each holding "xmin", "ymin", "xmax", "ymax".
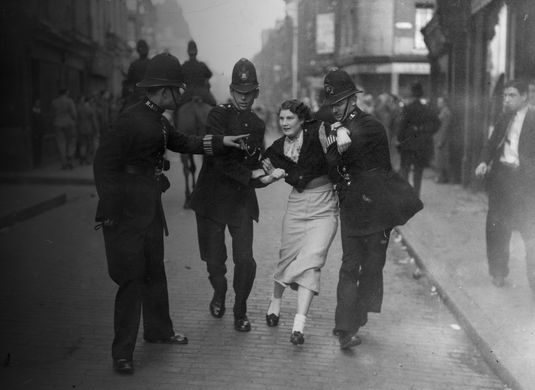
[
  {"xmin": 244, "ymin": 123, "xmax": 249, "ymax": 127},
  {"xmin": 299, "ymin": 175, "xmax": 303, "ymax": 179}
]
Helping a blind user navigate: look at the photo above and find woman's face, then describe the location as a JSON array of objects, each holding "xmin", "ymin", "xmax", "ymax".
[{"xmin": 279, "ymin": 109, "xmax": 303, "ymax": 138}]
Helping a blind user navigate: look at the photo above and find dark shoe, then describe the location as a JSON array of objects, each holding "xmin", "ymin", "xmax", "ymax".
[
  {"xmin": 492, "ymin": 276, "xmax": 505, "ymax": 288},
  {"xmin": 145, "ymin": 333, "xmax": 188, "ymax": 344},
  {"xmin": 113, "ymin": 359, "xmax": 134, "ymax": 374},
  {"xmin": 234, "ymin": 316, "xmax": 251, "ymax": 332},
  {"xmin": 332, "ymin": 328, "xmax": 342, "ymax": 337},
  {"xmin": 290, "ymin": 331, "xmax": 304, "ymax": 345},
  {"xmin": 265, "ymin": 313, "xmax": 280, "ymax": 327},
  {"xmin": 209, "ymin": 297, "xmax": 226, "ymax": 318},
  {"xmin": 339, "ymin": 332, "xmax": 362, "ymax": 350}
]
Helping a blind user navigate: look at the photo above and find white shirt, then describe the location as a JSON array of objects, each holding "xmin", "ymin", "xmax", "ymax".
[{"xmin": 500, "ymin": 105, "xmax": 528, "ymax": 167}]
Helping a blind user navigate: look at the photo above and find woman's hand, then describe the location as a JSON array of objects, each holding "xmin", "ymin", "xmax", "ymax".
[
  {"xmin": 259, "ymin": 168, "xmax": 286, "ymax": 184},
  {"xmin": 262, "ymin": 158, "xmax": 275, "ymax": 175},
  {"xmin": 270, "ymin": 168, "xmax": 286, "ymax": 180},
  {"xmin": 336, "ymin": 126, "xmax": 352, "ymax": 154}
]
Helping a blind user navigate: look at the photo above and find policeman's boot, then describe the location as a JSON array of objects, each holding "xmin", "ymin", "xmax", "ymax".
[{"xmin": 208, "ymin": 274, "xmax": 227, "ymax": 318}]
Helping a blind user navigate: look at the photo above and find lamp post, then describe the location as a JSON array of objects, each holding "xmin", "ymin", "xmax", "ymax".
[{"xmin": 285, "ymin": 0, "xmax": 299, "ymax": 98}]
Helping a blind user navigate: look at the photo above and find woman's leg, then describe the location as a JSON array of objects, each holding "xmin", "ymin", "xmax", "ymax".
[{"xmin": 267, "ymin": 281, "xmax": 285, "ymax": 315}]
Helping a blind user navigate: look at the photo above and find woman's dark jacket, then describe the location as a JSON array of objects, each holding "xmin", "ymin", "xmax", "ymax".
[{"xmin": 264, "ymin": 120, "xmax": 329, "ymax": 192}]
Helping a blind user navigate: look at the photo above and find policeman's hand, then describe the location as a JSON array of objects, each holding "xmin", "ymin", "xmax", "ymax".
[
  {"xmin": 475, "ymin": 162, "xmax": 488, "ymax": 178},
  {"xmin": 223, "ymin": 134, "xmax": 250, "ymax": 149},
  {"xmin": 336, "ymin": 126, "xmax": 352, "ymax": 154},
  {"xmin": 251, "ymin": 168, "xmax": 266, "ymax": 179},
  {"xmin": 262, "ymin": 158, "xmax": 275, "ymax": 175}
]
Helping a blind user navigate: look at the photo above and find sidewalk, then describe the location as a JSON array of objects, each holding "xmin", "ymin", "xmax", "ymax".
[
  {"xmin": 0, "ymin": 163, "xmax": 94, "ymax": 228},
  {"xmin": 397, "ymin": 177, "xmax": 535, "ymax": 390}
]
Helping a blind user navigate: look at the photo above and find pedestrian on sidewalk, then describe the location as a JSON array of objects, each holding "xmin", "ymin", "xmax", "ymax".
[
  {"xmin": 322, "ymin": 70, "xmax": 423, "ymax": 349},
  {"xmin": 475, "ymin": 79, "xmax": 535, "ymax": 292},
  {"xmin": 93, "ymin": 53, "xmax": 247, "ymax": 375},
  {"xmin": 262, "ymin": 99, "xmax": 338, "ymax": 346},
  {"xmin": 51, "ymin": 88, "xmax": 77, "ymax": 169},
  {"xmin": 397, "ymin": 82, "xmax": 440, "ymax": 196},
  {"xmin": 434, "ymin": 96, "xmax": 453, "ymax": 183},
  {"xmin": 76, "ymin": 96, "xmax": 98, "ymax": 165},
  {"xmin": 189, "ymin": 58, "xmax": 268, "ymax": 333}
]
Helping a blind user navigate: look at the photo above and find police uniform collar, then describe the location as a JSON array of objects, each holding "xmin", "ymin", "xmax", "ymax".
[{"xmin": 144, "ymin": 98, "xmax": 165, "ymax": 114}]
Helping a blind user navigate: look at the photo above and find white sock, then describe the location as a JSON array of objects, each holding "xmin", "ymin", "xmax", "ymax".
[
  {"xmin": 267, "ymin": 297, "xmax": 281, "ymax": 316},
  {"xmin": 292, "ymin": 314, "xmax": 306, "ymax": 333}
]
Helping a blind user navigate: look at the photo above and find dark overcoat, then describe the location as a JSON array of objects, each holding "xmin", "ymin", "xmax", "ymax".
[
  {"xmin": 326, "ymin": 109, "xmax": 422, "ymax": 236},
  {"xmin": 189, "ymin": 103, "xmax": 265, "ymax": 226},
  {"xmin": 264, "ymin": 120, "xmax": 329, "ymax": 191},
  {"xmin": 397, "ymin": 99, "xmax": 439, "ymax": 166},
  {"xmin": 94, "ymin": 99, "xmax": 225, "ymax": 229}
]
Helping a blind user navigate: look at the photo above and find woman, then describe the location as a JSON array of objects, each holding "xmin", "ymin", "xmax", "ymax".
[{"xmin": 262, "ymin": 99, "xmax": 338, "ymax": 345}]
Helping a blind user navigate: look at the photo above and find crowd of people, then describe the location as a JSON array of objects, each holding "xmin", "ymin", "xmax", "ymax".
[{"xmin": 89, "ymin": 37, "xmax": 535, "ymax": 377}]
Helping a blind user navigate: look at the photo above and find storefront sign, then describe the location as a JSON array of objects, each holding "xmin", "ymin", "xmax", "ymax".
[{"xmin": 316, "ymin": 13, "xmax": 335, "ymax": 54}]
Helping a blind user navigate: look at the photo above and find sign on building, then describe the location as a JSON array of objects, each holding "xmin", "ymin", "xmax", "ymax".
[{"xmin": 316, "ymin": 13, "xmax": 335, "ymax": 54}]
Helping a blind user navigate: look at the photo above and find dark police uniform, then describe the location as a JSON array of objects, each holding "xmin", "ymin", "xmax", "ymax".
[
  {"xmin": 181, "ymin": 58, "xmax": 216, "ymax": 106},
  {"xmin": 322, "ymin": 70, "xmax": 422, "ymax": 345},
  {"xmin": 189, "ymin": 101, "xmax": 265, "ymax": 322},
  {"xmin": 94, "ymin": 97, "xmax": 226, "ymax": 362}
]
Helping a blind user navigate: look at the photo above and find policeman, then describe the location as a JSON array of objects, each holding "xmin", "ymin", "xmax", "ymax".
[
  {"xmin": 189, "ymin": 58, "xmax": 266, "ymax": 332},
  {"xmin": 180, "ymin": 40, "xmax": 217, "ymax": 106},
  {"xmin": 122, "ymin": 39, "xmax": 150, "ymax": 111},
  {"xmin": 322, "ymin": 70, "xmax": 422, "ymax": 349},
  {"xmin": 93, "ymin": 53, "xmax": 246, "ymax": 374}
]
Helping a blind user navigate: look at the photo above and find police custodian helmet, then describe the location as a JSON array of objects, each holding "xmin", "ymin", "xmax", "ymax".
[
  {"xmin": 136, "ymin": 53, "xmax": 185, "ymax": 88},
  {"xmin": 323, "ymin": 69, "xmax": 363, "ymax": 105},
  {"xmin": 230, "ymin": 58, "xmax": 259, "ymax": 93}
]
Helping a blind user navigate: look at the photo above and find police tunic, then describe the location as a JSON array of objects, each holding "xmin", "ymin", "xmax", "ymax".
[{"xmin": 93, "ymin": 98, "xmax": 226, "ymax": 360}]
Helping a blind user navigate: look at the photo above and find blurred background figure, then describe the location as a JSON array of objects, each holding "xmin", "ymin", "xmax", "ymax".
[
  {"xmin": 181, "ymin": 40, "xmax": 217, "ymax": 106},
  {"xmin": 528, "ymin": 79, "xmax": 535, "ymax": 110},
  {"xmin": 374, "ymin": 92, "xmax": 403, "ymax": 171},
  {"xmin": 31, "ymin": 98, "xmax": 45, "ymax": 167},
  {"xmin": 397, "ymin": 82, "xmax": 439, "ymax": 196},
  {"xmin": 121, "ymin": 39, "xmax": 150, "ymax": 111},
  {"xmin": 76, "ymin": 96, "xmax": 98, "ymax": 165},
  {"xmin": 51, "ymin": 88, "xmax": 77, "ymax": 170},
  {"xmin": 359, "ymin": 93, "xmax": 375, "ymax": 115},
  {"xmin": 434, "ymin": 96, "xmax": 452, "ymax": 183},
  {"xmin": 96, "ymin": 90, "xmax": 112, "ymax": 144}
]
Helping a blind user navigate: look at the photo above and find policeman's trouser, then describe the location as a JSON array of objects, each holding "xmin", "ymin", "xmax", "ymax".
[
  {"xmin": 195, "ymin": 213, "xmax": 257, "ymax": 318},
  {"xmin": 334, "ymin": 228, "xmax": 391, "ymax": 335},
  {"xmin": 102, "ymin": 213, "xmax": 174, "ymax": 360}
]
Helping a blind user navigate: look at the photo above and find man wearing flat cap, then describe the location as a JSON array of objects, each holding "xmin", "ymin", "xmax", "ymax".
[
  {"xmin": 322, "ymin": 69, "xmax": 422, "ymax": 349},
  {"xmin": 190, "ymin": 58, "xmax": 267, "ymax": 333},
  {"xmin": 93, "ymin": 53, "xmax": 247, "ymax": 374}
]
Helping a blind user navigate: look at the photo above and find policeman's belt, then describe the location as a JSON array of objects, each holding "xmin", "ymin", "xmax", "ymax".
[{"xmin": 125, "ymin": 165, "xmax": 158, "ymax": 177}]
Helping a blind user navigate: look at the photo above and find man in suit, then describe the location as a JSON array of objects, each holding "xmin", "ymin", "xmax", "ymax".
[
  {"xmin": 190, "ymin": 58, "xmax": 266, "ymax": 332},
  {"xmin": 475, "ymin": 79, "xmax": 535, "ymax": 293},
  {"xmin": 322, "ymin": 70, "xmax": 422, "ymax": 349},
  {"xmin": 94, "ymin": 53, "xmax": 246, "ymax": 374}
]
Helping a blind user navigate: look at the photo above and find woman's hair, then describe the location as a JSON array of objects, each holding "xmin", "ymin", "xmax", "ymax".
[{"xmin": 278, "ymin": 99, "xmax": 311, "ymax": 121}]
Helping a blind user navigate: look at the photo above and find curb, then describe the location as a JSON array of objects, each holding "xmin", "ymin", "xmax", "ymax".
[
  {"xmin": 0, "ymin": 176, "xmax": 94, "ymax": 186},
  {"xmin": 395, "ymin": 226, "xmax": 521, "ymax": 390},
  {"xmin": 0, "ymin": 193, "xmax": 67, "ymax": 229}
]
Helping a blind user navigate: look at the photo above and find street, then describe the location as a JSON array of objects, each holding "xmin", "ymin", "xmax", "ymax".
[{"xmin": 0, "ymin": 163, "xmax": 506, "ymax": 390}]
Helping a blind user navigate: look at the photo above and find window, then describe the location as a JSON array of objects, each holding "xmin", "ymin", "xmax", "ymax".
[{"xmin": 414, "ymin": 3, "xmax": 434, "ymax": 50}]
